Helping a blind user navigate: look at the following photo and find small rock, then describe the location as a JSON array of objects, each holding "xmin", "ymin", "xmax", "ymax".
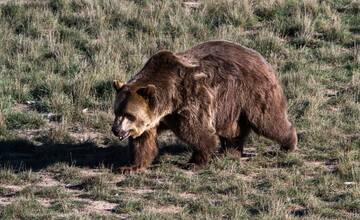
[
  {"xmin": 324, "ymin": 89, "xmax": 338, "ymax": 97},
  {"xmin": 344, "ymin": 182, "xmax": 355, "ymax": 185},
  {"xmin": 26, "ymin": 100, "xmax": 36, "ymax": 105},
  {"xmin": 182, "ymin": 1, "xmax": 201, "ymax": 9}
]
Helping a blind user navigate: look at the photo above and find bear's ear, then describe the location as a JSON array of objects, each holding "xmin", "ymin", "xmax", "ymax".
[
  {"xmin": 136, "ymin": 84, "xmax": 157, "ymax": 111},
  {"xmin": 113, "ymin": 80, "xmax": 124, "ymax": 92},
  {"xmin": 151, "ymin": 50, "xmax": 199, "ymax": 68}
]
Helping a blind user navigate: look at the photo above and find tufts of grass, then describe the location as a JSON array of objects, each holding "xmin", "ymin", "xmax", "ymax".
[
  {"xmin": 5, "ymin": 112, "xmax": 45, "ymax": 130},
  {"xmin": 35, "ymin": 126, "xmax": 74, "ymax": 144},
  {"xmin": 112, "ymin": 200, "xmax": 144, "ymax": 214},
  {"xmin": 0, "ymin": 0, "xmax": 358, "ymax": 218},
  {"xmin": 92, "ymin": 80, "xmax": 113, "ymax": 101},
  {"xmin": 47, "ymin": 163, "xmax": 82, "ymax": 184},
  {"xmin": 78, "ymin": 174, "xmax": 116, "ymax": 201},
  {"xmin": 203, "ymin": 0, "xmax": 256, "ymax": 30},
  {"xmin": 248, "ymin": 30, "xmax": 287, "ymax": 58},
  {"xmin": 35, "ymin": 186, "xmax": 69, "ymax": 200},
  {"xmin": 30, "ymin": 83, "xmax": 53, "ymax": 100},
  {"xmin": 0, "ymin": 4, "xmax": 40, "ymax": 38},
  {"xmin": 48, "ymin": 0, "xmax": 69, "ymax": 13},
  {"xmin": 0, "ymin": 199, "xmax": 50, "ymax": 219},
  {"xmin": 0, "ymin": 168, "xmax": 39, "ymax": 185},
  {"xmin": 315, "ymin": 12, "xmax": 351, "ymax": 43},
  {"xmin": 50, "ymin": 199, "xmax": 88, "ymax": 214}
]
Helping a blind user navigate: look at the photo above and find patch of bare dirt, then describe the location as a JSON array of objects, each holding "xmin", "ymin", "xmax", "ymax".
[
  {"xmin": 0, "ymin": 184, "xmax": 26, "ymax": 192},
  {"xmin": 12, "ymin": 103, "xmax": 30, "ymax": 112},
  {"xmin": 182, "ymin": 0, "xmax": 201, "ymax": 15},
  {"xmin": 0, "ymin": 197, "xmax": 13, "ymax": 206},
  {"xmin": 79, "ymin": 169, "xmax": 103, "ymax": 177},
  {"xmin": 2, "ymin": 171, "xmax": 123, "ymax": 217},
  {"xmin": 147, "ymin": 205, "xmax": 182, "ymax": 214},
  {"xmin": 237, "ymin": 173, "xmax": 256, "ymax": 182},
  {"xmin": 36, "ymin": 171, "xmax": 123, "ymax": 216},
  {"xmin": 307, "ymin": 160, "xmax": 338, "ymax": 172},
  {"xmin": 37, "ymin": 172, "xmax": 60, "ymax": 187},
  {"xmin": 38, "ymin": 198, "xmax": 52, "ymax": 207},
  {"xmin": 125, "ymin": 187, "xmax": 154, "ymax": 195},
  {"xmin": 0, "ymin": 184, "xmax": 52, "ymax": 207},
  {"xmin": 69, "ymin": 131, "xmax": 105, "ymax": 143},
  {"xmin": 87, "ymin": 200, "xmax": 117, "ymax": 212},
  {"xmin": 76, "ymin": 198, "xmax": 118, "ymax": 212},
  {"xmin": 182, "ymin": 170, "xmax": 195, "ymax": 178},
  {"xmin": 178, "ymin": 192, "xmax": 197, "ymax": 200},
  {"xmin": 111, "ymin": 175, "xmax": 126, "ymax": 184}
]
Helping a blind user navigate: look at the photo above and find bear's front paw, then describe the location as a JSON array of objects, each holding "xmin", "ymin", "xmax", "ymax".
[{"xmin": 116, "ymin": 166, "xmax": 144, "ymax": 174}]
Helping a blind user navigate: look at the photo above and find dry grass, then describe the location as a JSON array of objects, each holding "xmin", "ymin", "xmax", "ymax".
[{"xmin": 0, "ymin": 0, "xmax": 359, "ymax": 219}]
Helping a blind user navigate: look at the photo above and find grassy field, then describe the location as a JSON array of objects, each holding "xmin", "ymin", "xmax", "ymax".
[{"xmin": 0, "ymin": 0, "xmax": 359, "ymax": 219}]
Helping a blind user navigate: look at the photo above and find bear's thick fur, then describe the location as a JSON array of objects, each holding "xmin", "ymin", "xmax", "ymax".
[{"xmin": 112, "ymin": 40, "xmax": 297, "ymax": 173}]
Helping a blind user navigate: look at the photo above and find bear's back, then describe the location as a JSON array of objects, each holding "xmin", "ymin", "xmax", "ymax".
[
  {"xmin": 178, "ymin": 40, "xmax": 278, "ymax": 88},
  {"xmin": 180, "ymin": 41, "xmax": 270, "ymax": 70}
]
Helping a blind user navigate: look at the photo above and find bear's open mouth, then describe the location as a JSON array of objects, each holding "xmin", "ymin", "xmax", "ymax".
[{"xmin": 118, "ymin": 131, "xmax": 130, "ymax": 141}]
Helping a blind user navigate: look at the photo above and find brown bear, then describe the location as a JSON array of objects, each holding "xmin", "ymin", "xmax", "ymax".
[{"xmin": 112, "ymin": 40, "xmax": 297, "ymax": 173}]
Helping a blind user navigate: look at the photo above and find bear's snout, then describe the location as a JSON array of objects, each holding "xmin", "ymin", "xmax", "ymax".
[
  {"xmin": 112, "ymin": 125, "xmax": 130, "ymax": 140},
  {"xmin": 111, "ymin": 125, "xmax": 120, "ymax": 136}
]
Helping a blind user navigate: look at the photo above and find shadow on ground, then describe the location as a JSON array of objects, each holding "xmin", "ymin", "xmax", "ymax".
[{"xmin": 0, "ymin": 139, "xmax": 190, "ymax": 171}]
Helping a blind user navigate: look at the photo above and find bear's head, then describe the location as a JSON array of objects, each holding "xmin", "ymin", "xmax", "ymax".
[
  {"xmin": 111, "ymin": 50, "xmax": 200, "ymax": 140},
  {"xmin": 111, "ymin": 80, "xmax": 158, "ymax": 140}
]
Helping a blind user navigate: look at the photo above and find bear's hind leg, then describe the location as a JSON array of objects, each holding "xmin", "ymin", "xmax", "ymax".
[
  {"xmin": 220, "ymin": 125, "xmax": 251, "ymax": 157},
  {"xmin": 220, "ymin": 113, "xmax": 251, "ymax": 157},
  {"xmin": 251, "ymin": 115, "xmax": 298, "ymax": 152}
]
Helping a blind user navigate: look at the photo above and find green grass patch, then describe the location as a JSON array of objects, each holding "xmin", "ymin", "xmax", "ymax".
[
  {"xmin": 0, "ymin": 0, "xmax": 358, "ymax": 218},
  {"xmin": 5, "ymin": 112, "xmax": 45, "ymax": 130}
]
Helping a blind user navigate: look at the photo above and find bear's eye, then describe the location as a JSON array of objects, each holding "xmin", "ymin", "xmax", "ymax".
[{"xmin": 124, "ymin": 113, "xmax": 136, "ymax": 122}]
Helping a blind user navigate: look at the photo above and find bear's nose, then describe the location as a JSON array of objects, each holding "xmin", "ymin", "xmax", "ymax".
[{"xmin": 112, "ymin": 126, "xmax": 120, "ymax": 136}]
